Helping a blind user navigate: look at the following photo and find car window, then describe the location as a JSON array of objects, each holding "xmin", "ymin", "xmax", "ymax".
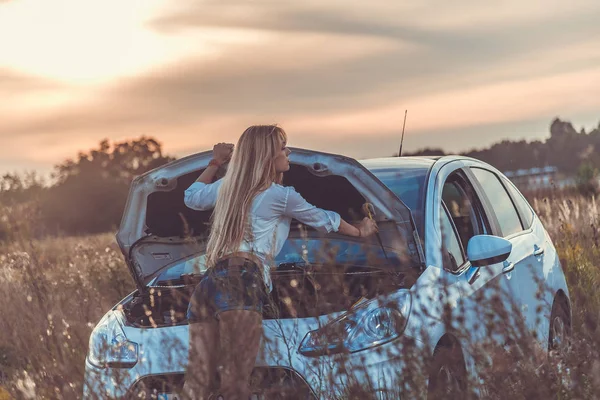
[
  {"xmin": 441, "ymin": 176, "xmax": 485, "ymax": 252},
  {"xmin": 370, "ymin": 167, "xmax": 428, "ymax": 237},
  {"xmin": 440, "ymin": 202, "xmax": 466, "ymax": 272},
  {"xmin": 471, "ymin": 168, "xmax": 523, "ymax": 237},
  {"xmin": 502, "ymin": 177, "xmax": 534, "ymax": 228},
  {"xmin": 439, "ymin": 172, "xmax": 489, "ymax": 272}
]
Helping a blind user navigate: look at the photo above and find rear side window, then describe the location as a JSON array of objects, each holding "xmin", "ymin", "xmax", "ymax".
[
  {"xmin": 502, "ymin": 177, "xmax": 534, "ymax": 228},
  {"xmin": 471, "ymin": 168, "xmax": 523, "ymax": 237}
]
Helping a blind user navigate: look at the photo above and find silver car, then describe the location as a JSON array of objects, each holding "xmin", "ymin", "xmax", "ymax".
[{"xmin": 83, "ymin": 149, "xmax": 571, "ymax": 399}]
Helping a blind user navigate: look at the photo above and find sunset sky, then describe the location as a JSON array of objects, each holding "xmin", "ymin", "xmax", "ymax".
[{"xmin": 1, "ymin": 0, "xmax": 600, "ymax": 176}]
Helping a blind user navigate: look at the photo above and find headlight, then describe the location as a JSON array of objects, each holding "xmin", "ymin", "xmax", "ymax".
[
  {"xmin": 88, "ymin": 310, "xmax": 139, "ymax": 368},
  {"xmin": 299, "ymin": 290, "xmax": 411, "ymax": 357}
]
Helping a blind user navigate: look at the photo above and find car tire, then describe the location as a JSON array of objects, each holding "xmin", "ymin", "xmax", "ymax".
[
  {"xmin": 548, "ymin": 298, "xmax": 571, "ymax": 354},
  {"xmin": 427, "ymin": 343, "xmax": 467, "ymax": 400}
]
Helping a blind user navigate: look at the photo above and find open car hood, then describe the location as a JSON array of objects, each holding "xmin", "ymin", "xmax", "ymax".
[{"xmin": 116, "ymin": 148, "xmax": 425, "ymax": 291}]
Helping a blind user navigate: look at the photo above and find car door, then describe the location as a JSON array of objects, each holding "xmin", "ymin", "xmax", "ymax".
[
  {"xmin": 435, "ymin": 167, "xmax": 511, "ymax": 347},
  {"xmin": 424, "ymin": 161, "xmax": 511, "ymax": 347},
  {"xmin": 468, "ymin": 166, "xmax": 542, "ymax": 344},
  {"xmin": 500, "ymin": 175, "xmax": 551, "ymax": 344}
]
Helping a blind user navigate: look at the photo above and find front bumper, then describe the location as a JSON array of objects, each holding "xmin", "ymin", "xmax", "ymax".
[{"xmin": 83, "ymin": 319, "xmax": 427, "ymax": 399}]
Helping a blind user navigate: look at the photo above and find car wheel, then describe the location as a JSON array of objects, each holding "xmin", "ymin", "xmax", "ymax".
[
  {"xmin": 427, "ymin": 343, "xmax": 467, "ymax": 400},
  {"xmin": 548, "ymin": 299, "xmax": 571, "ymax": 354}
]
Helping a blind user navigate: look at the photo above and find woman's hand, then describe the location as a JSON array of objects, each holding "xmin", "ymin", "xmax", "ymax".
[
  {"xmin": 213, "ymin": 142, "xmax": 234, "ymax": 164},
  {"xmin": 358, "ymin": 217, "xmax": 378, "ymax": 237},
  {"xmin": 335, "ymin": 217, "xmax": 378, "ymax": 238}
]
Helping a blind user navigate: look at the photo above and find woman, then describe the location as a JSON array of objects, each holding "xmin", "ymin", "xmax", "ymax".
[{"xmin": 182, "ymin": 125, "xmax": 378, "ymax": 399}]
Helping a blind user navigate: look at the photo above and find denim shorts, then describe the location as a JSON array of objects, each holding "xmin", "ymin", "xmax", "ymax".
[{"xmin": 187, "ymin": 258, "xmax": 267, "ymax": 324}]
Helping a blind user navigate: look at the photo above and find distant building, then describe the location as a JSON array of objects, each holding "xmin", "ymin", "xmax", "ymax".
[{"xmin": 503, "ymin": 166, "xmax": 571, "ymax": 190}]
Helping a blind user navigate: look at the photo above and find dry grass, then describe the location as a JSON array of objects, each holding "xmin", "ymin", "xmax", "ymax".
[
  {"xmin": 0, "ymin": 194, "xmax": 599, "ymax": 399},
  {"xmin": 0, "ymin": 231, "xmax": 132, "ymax": 399}
]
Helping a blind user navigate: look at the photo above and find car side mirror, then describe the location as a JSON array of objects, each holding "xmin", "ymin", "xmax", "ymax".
[{"xmin": 467, "ymin": 235, "xmax": 512, "ymax": 267}]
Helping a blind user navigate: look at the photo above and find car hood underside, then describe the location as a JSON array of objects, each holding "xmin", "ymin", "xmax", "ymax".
[{"xmin": 117, "ymin": 148, "xmax": 423, "ymax": 290}]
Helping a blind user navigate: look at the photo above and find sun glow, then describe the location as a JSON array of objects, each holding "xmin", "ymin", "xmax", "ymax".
[{"xmin": 0, "ymin": 0, "xmax": 227, "ymax": 84}]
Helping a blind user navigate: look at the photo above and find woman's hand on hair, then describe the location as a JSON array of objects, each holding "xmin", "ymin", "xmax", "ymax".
[
  {"xmin": 213, "ymin": 143, "xmax": 234, "ymax": 164},
  {"xmin": 358, "ymin": 217, "xmax": 378, "ymax": 237}
]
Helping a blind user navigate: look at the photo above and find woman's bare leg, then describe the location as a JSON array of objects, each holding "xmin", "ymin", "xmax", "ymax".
[
  {"xmin": 183, "ymin": 320, "xmax": 219, "ymax": 399},
  {"xmin": 218, "ymin": 310, "xmax": 263, "ymax": 399}
]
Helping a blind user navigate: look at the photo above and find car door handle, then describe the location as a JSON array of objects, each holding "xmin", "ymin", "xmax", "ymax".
[
  {"xmin": 533, "ymin": 245, "xmax": 545, "ymax": 257},
  {"xmin": 502, "ymin": 261, "xmax": 515, "ymax": 274}
]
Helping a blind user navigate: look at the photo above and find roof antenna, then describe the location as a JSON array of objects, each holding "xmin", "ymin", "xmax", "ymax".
[{"xmin": 398, "ymin": 109, "xmax": 408, "ymax": 157}]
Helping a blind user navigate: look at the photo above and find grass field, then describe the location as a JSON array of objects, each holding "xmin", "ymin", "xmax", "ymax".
[{"xmin": 0, "ymin": 194, "xmax": 599, "ymax": 399}]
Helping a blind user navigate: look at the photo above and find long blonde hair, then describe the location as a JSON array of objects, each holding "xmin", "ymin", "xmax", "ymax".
[{"xmin": 205, "ymin": 125, "xmax": 287, "ymax": 268}]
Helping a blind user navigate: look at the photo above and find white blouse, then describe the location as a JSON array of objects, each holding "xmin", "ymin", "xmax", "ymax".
[{"xmin": 184, "ymin": 179, "xmax": 341, "ymax": 291}]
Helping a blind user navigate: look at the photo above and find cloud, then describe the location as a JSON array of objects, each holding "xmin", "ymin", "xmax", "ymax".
[
  {"xmin": 284, "ymin": 66, "xmax": 600, "ymax": 135},
  {"xmin": 2, "ymin": 32, "xmax": 413, "ymax": 136},
  {"xmin": 5, "ymin": 29, "xmax": 599, "ymax": 139},
  {"xmin": 152, "ymin": 0, "xmax": 600, "ymax": 36},
  {"xmin": 150, "ymin": 0, "xmax": 600, "ymax": 85},
  {"xmin": 5, "ymin": 58, "xmax": 600, "ymax": 168},
  {"xmin": 0, "ymin": 68, "xmax": 63, "ymax": 93},
  {"xmin": 2, "ymin": 0, "xmax": 600, "ymax": 172},
  {"xmin": 146, "ymin": 0, "xmax": 600, "ymax": 114}
]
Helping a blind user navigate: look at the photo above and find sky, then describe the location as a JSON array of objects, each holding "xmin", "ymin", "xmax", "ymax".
[{"xmin": 1, "ymin": 0, "xmax": 600, "ymax": 176}]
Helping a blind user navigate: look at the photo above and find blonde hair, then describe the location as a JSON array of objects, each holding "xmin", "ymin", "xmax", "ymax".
[{"xmin": 205, "ymin": 125, "xmax": 287, "ymax": 268}]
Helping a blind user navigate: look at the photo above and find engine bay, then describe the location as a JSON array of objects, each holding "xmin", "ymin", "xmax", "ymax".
[{"xmin": 122, "ymin": 262, "xmax": 416, "ymax": 328}]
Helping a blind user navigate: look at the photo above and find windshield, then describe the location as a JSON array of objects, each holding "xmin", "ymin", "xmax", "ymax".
[
  {"xmin": 154, "ymin": 238, "xmax": 408, "ymax": 284},
  {"xmin": 369, "ymin": 167, "xmax": 429, "ymax": 236}
]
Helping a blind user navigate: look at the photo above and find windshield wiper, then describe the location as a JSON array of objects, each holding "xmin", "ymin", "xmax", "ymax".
[
  {"xmin": 178, "ymin": 272, "xmax": 205, "ymax": 282},
  {"xmin": 277, "ymin": 261, "xmax": 308, "ymax": 269}
]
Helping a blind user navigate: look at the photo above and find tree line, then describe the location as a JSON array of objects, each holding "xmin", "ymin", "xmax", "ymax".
[
  {"xmin": 1, "ymin": 117, "xmax": 598, "ymax": 239},
  {"xmin": 405, "ymin": 118, "xmax": 600, "ymax": 177},
  {"xmin": 0, "ymin": 137, "xmax": 174, "ymax": 240}
]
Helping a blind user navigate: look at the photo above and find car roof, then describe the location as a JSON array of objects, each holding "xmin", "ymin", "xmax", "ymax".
[
  {"xmin": 358, "ymin": 156, "xmax": 437, "ymax": 171},
  {"xmin": 359, "ymin": 155, "xmax": 500, "ymax": 177}
]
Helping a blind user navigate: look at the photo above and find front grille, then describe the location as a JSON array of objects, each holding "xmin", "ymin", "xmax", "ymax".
[
  {"xmin": 127, "ymin": 373, "xmax": 184, "ymax": 399},
  {"xmin": 126, "ymin": 368, "xmax": 317, "ymax": 399},
  {"xmin": 249, "ymin": 367, "xmax": 317, "ymax": 399}
]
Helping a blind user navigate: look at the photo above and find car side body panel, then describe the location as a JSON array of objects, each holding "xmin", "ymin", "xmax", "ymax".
[{"xmin": 412, "ymin": 156, "xmax": 570, "ymax": 390}]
